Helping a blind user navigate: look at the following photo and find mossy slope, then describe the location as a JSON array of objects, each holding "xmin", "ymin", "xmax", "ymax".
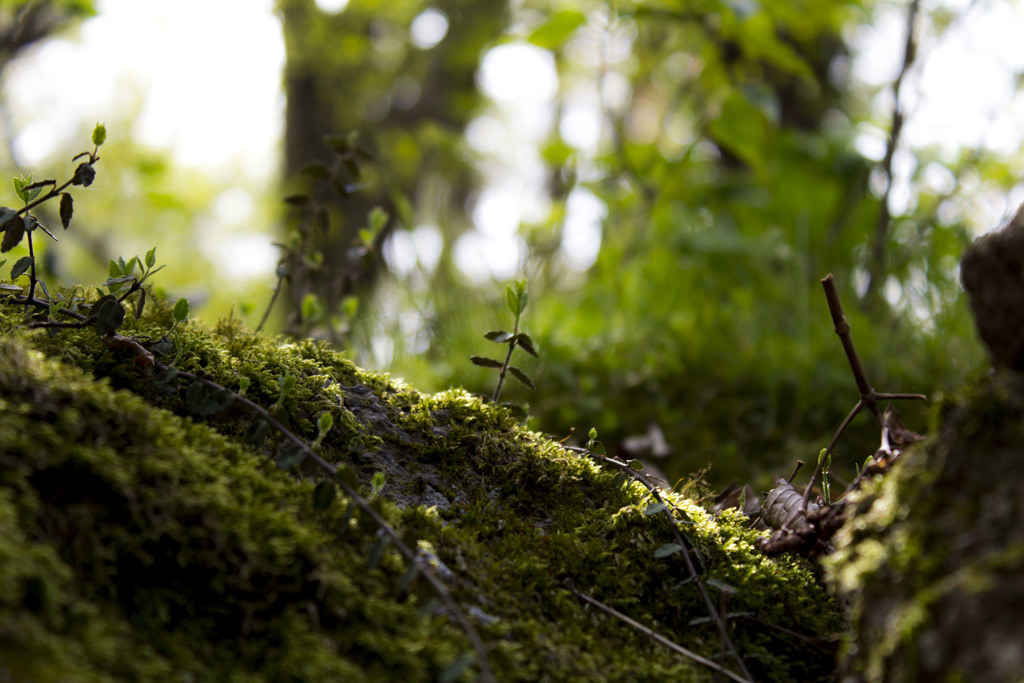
[
  {"xmin": 0, "ymin": 295, "xmax": 843, "ymax": 681},
  {"xmin": 827, "ymin": 370, "xmax": 1024, "ymax": 682}
]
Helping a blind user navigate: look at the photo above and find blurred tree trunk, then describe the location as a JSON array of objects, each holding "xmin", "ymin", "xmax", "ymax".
[{"xmin": 277, "ymin": 0, "xmax": 504, "ymax": 338}]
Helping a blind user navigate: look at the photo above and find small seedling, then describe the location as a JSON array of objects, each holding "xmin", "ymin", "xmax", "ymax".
[
  {"xmin": 312, "ymin": 412, "xmax": 334, "ymax": 449},
  {"xmin": 1, "ymin": 123, "xmax": 105, "ymax": 304},
  {"xmin": 471, "ymin": 278, "xmax": 538, "ymax": 403},
  {"xmin": 272, "ymin": 372, "xmax": 297, "ymax": 415},
  {"xmin": 370, "ymin": 471, "xmax": 386, "ymax": 499},
  {"xmin": 817, "ymin": 448, "xmax": 831, "ymax": 504}
]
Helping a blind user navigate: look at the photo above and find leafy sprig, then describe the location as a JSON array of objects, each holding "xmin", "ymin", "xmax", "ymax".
[
  {"xmin": 471, "ymin": 278, "xmax": 538, "ymax": 403},
  {"xmin": 1, "ymin": 123, "xmax": 105, "ymax": 303},
  {"xmin": 258, "ymin": 131, "xmax": 384, "ymax": 341}
]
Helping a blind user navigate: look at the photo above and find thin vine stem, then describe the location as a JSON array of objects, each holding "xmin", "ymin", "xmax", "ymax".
[
  {"xmin": 564, "ymin": 580, "xmax": 752, "ymax": 683},
  {"xmin": 570, "ymin": 447, "xmax": 754, "ymax": 682},
  {"xmin": 174, "ymin": 369, "xmax": 495, "ymax": 683}
]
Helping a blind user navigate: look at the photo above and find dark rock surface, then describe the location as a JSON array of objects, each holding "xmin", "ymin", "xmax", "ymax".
[{"xmin": 960, "ymin": 203, "xmax": 1024, "ymax": 371}]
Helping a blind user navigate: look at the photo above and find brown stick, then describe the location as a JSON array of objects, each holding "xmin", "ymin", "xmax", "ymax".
[{"xmin": 786, "ymin": 275, "xmax": 925, "ymax": 527}]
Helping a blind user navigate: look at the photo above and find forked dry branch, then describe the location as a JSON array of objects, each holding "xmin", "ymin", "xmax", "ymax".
[{"xmin": 756, "ymin": 274, "xmax": 926, "ymax": 557}]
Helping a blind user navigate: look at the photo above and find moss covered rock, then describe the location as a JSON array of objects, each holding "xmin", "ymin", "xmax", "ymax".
[
  {"xmin": 0, "ymin": 294, "xmax": 842, "ymax": 681},
  {"xmin": 826, "ymin": 370, "xmax": 1024, "ymax": 682}
]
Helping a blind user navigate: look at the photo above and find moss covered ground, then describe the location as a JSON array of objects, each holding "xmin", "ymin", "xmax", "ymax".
[{"xmin": 0, "ymin": 293, "xmax": 844, "ymax": 681}]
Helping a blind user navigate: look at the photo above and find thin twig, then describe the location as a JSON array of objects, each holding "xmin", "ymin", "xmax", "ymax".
[
  {"xmin": 491, "ymin": 324, "xmax": 518, "ymax": 403},
  {"xmin": 787, "ymin": 275, "xmax": 925, "ymax": 526},
  {"xmin": 175, "ymin": 369, "xmax": 495, "ymax": 683},
  {"xmin": 256, "ymin": 274, "xmax": 284, "ymax": 334},
  {"xmin": 865, "ymin": 0, "xmax": 921, "ymax": 300},
  {"xmin": 571, "ymin": 448, "xmax": 754, "ymax": 682},
  {"xmin": 563, "ymin": 580, "xmax": 751, "ymax": 683}
]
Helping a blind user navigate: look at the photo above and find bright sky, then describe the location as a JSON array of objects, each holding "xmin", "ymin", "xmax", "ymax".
[
  {"xmin": 4, "ymin": 0, "xmax": 284, "ymax": 178},
  {"xmin": 2, "ymin": 0, "xmax": 1023, "ymax": 284}
]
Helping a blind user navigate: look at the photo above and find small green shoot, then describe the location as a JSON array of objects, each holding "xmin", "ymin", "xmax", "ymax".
[
  {"xmin": 273, "ymin": 372, "xmax": 297, "ymax": 414},
  {"xmin": 817, "ymin": 448, "xmax": 831, "ymax": 504},
  {"xmin": 1, "ymin": 124, "xmax": 105, "ymax": 303},
  {"xmin": 313, "ymin": 412, "xmax": 334, "ymax": 449},
  {"xmin": 370, "ymin": 471, "xmax": 386, "ymax": 499},
  {"xmin": 471, "ymin": 278, "xmax": 539, "ymax": 403}
]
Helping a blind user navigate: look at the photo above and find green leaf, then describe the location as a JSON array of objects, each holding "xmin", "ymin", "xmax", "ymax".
[
  {"xmin": 506, "ymin": 285, "xmax": 518, "ymax": 316},
  {"xmin": 71, "ymin": 163, "xmax": 96, "ymax": 187},
  {"xmin": 153, "ymin": 365, "xmax": 178, "ymax": 384},
  {"xmin": 368, "ymin": 206, "xmax": 389, "ymax": 235},
  {"xmin": 243, "ymin": 419, "xmax": 269, "ymax": 445},
  {"xmin": 391, "ymin": 191, "xmax": 415, "ymax": 229},
  {"xmin": 628, "ymin": 459, "xmax": 645, "ymax": 471},
  {"xmin": 124, "ymin": 257, "xmax": 139, "ymax": 276},
  {"xmin": 172, "ymin": 297, "xmax": 189, "ymax": 323},
  {"xmin": 0, "ymin": 207, "xmax": 16, "ymax": 229},
  {"xmin": 515, "ymin": 279, "xmax": 528, "ymax": 312},
  {"xmin": 108, "ymin": 260, "xmax": 122, "ymax": 278},
  {"xmin": 145, "ymin": 246, "xmax": 157, "ymax": 269},
  {"xmin": 654, "ymin": 543, "xmax": 684, "ymax": 559},
  {"xmin": 439, "ymin": 652, "xmax": 476, "ymax": 683},
  {"xmin": 508, "ymin": 366, "xmax": 535, "ymax": 390},
  {"xmin": 10, "ymin": 256, "xmax": 32, "ymax": 280},
  {"xmin": 341, "ymin": 295, "xmax": 359, "ymax": 319},
  {"xmin": 12, "ymin": 175, "xmax": 42, "ymax": 203},
  {"xmin": 104, "ymin": 276, "xmax": 136, "ymax": 286},
  {"xmin": 59, "ymin": 193, "xmax": 73, "ymax": 229},
  {"xmin": 207, "ymin": 388, "xmax": 235, "ymax": 414},
  {"xmin": 643, "ymin": 502, "xmax": 668, "ymax": 516},
  {"xmin": 371, "ymin": 471, "xmax": 386, "ymax": 494},
  {"xmin": 317, "ymin": 412, "xmax": 334, "ymax": 435},
  {"xmin": 93, "ymin": 298, "xmax": 125, "ymax": 336},
  {"xmin": 484, "ymin": 330, "xmax": 514, "ymax": 343},
  {"xmin": 527, "ymin": 9, "xmax": 586, "ymax": 49},
  {"xmin": 283, "ymin": 194, "xmax": 310, "ymax": 206},
  {"xmin": 397, "ymin": 563, "xmax": 421, "ymax": 593},
  {"xmin": 312, "ymin": 480, "xmax": 336, "ymax": 510},
  {"xmin": 1, "ymin": 215, "xmax": 25, "ymax": 252},
  {"xmin": 184, "ymin": 382, "xmax": 208, "ymax": 413},
  {"xmin": 366, "ymin": 536, "xmax": 391, "ymax": 570},
  {"xmin": 92, "ymin": 122, "xmax": 106, "ymax": 146},
  {"xmin": 334, "ymin": 464, "xmax": 359, "ymax": 491},
  {"xmin": 301, "ymin": 293, "xmax": 323, "ymax": 322},
  {"xmin": 469, "ymin": 355, "xmax": 504, "ymax": 369},
  {"xmin": 276, "ymin": 444, "xmax": 308, "ymax": 470},
  {"xmin": 707, "ymin": 89, "xmax": 768, "ymax": 173},
  {"xmin": 515, "ymin": 333, "xmax": 538, "ymax": 357},
  {"xmin": 300, "ymin": 162, "xmax": 330, "ymax": 178},
  {"xmin": 87, "ymin": 294, "xmax": 117, "ymax": 318},
  {"xmin": 279, "ymin": 373, "xmax": 297, "ymax": 394}
]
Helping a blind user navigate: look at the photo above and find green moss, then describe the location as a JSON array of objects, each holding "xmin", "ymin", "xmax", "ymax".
[
  {"xmin": 826, "ymin": 371, "xmax": 1024, "ymax": 682},
  {"xmin": 0, "ymin": 294, "xmax": 844, "ymax": 681}
]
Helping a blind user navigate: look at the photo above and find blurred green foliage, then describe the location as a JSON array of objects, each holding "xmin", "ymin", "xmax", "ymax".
[
  {"xmin": 287, "ymin": 0, "xmax": 1000, "ymax": 489},
  {"xmin": 4, "ymin": 0, "xmax": 1018, "ymax": 491}
]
